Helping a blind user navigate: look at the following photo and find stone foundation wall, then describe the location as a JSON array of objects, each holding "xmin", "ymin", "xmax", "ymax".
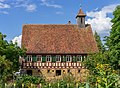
[{"xmin": 22, "ymin": 68, "xmax": 88, "ymax": 81}]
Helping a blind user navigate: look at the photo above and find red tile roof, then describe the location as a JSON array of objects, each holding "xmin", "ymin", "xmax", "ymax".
[{"xmin": 22, "ymin": 24, "xmax": 98, "ymax": 54}]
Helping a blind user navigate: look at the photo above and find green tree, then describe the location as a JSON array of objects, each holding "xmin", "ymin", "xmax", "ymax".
[
  {"xmin": 94, "ymin": 31, "xmax": 105, "ymax": 52},
  {"xmin": 106, "ymin": 5, "xmax": 120, "ymax": 70},
  {"xmin": 0, "ymin": 55, "xmax": 12, "ymax": 82},
  {"xmin": 0, "ymin": 32, "xmax": 25, "ymax": 72}
]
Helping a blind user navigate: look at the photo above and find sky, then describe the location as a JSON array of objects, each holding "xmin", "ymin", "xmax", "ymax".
[{"xmin": 0, "ymin": 0, "xmax": 120, "ymax": 46}]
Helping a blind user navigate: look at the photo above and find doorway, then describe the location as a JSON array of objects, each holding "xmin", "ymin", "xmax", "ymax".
[{"xmin": 56, "ymin": 70, "xmax": 61, "ymax": 76}]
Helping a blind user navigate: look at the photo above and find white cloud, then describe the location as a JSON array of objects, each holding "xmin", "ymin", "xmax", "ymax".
[
  {"xmin": 12, "ymin": 35, "xmax": 22, "ymax": 47},
  {"xmin": 41, "ymin": 0, "xmax": 62, "ymax": 8},
  {"xmin": 11, "ymin": 0, "xmax": 37, "ymax": 12},
  {"xmin": 26, "ymin": 4, "xmax": 36, "ymax": 12},
  {"xmin": 86, "ymin": 4, "xmax": 119, "ymax": 34},
  {"xmin": 0, "ymin": 2, "xmax": 10, "ymax": 9},
  {"xmin": 0, "ymin": 0, "xmax": 5, "ymax": 2},
  {"xmin": 56, "ymin": 11, "xmax": 63, "ymax": 15}
]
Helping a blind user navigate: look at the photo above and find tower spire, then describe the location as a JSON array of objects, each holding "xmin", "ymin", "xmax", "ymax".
[
  {"xmin": 76, "ymin": 1, "xmax": 86, "ymax": 28},
  {"xmin": 80, "ymin": 0, "xmax": 82, "ymax": 9}
]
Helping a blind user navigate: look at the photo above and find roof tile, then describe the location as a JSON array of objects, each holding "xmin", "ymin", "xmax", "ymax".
[{"xmin": 22, "ymin": 24, "xmax": 98, "ymax": 54}]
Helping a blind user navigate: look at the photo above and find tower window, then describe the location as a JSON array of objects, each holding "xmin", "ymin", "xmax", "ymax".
[
  {"xmin": 56, "ymin": 55, "xmax": 61, "ymax": 62},
  {"xmin": 81, "ymin": 18, "xmax": 83, "ymax": 23},
  {"xmin": 46, "ymin": 55, "xmax": 51, "ymax": 62}
]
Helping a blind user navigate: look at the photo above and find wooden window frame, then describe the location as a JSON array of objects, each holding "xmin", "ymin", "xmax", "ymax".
[
  {"xmin": 36, "ymin": 55, "xmax": 42, "ymax": 62},
  {"xmin": 27, "ymin": 55, "xmax": 32, "ymax": 62},
  {"xmin": 66, "ymin": 55, "xmax": 72, "ymax": 62},
  {"xmin": 56, "ymin": 55, "xmax": 61, "ymax": 62},
  {"xmin": 46, "ymin": 55, "xmax": 52, "ymax": 62},
  {"xmin": 76, "ymin": 55, "xmax": 82, "ymax": 62}
]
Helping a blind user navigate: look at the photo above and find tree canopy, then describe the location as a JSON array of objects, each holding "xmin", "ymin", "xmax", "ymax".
[
  {"xmin": 106, "ymin": 5, "xmax": 120, "ymax": 70},
  {"xmin": 0, "ymin": 32, "xmax": 25, "ymax": 81},
  {"xmin": 94, "ymin": 31, "xmax": 105, "ymax": 53}
]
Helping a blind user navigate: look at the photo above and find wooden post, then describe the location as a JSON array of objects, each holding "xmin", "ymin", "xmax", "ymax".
[
  {"xmin": 14, "ymin": 83, "xmax": 16, "ymax": 88},
  {"xmin": 58, "ymin": 82, "xmax": 60, "ymax": 88},
  {"xmin": 49, "ymin": 83, "xmax": 51, "ymax": 88},
  {"xmin": 76, "ymin": 83, "xmax": 78, "ymax": 88},
  {"xmin": 22, "ymin": 83, "xmax": 24, "ymax": 88},
  {"xmin": 39, "ymin": 83, "xmax": 42, "ymax": 88},
  {"xmin": 86, "ymin": 82, "xmax": 89, "ymax": 88},
  {"xmin": 67, "ymin": 83, "xmax": 69, "ymax": 88},
  {"xmin": 5, "ymin": 83, "xmax": 7, "ymax": 88}
]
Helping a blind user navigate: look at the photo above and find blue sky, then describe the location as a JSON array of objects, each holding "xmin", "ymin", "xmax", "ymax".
[{"xmin": 0, "ymin": 0, "xmax": 120, "ymax": 46}]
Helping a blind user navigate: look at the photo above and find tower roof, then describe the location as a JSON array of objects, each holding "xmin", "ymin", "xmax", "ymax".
[{"xmin": 76, "ymin": 8, "xmax": 86, "ymax": 18}]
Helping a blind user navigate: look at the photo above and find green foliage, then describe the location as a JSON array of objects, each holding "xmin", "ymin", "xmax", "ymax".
[
  {"xmin": 88, "ymin": 64, "xmax": 120, "ymax": 88},
  {"xmin": 0, "ymin": 32, "xmax": 26, "ymax": 72},
  {"xmin": 0, "ymin": 55, "xmax": 12, "ymax": 82},
  {"xmin": 42, "ymin": 74, "xmax": 87, "ymax": 88},
  {"xmin": 94, "ymin": 31, "xmax": 105, "ymax": 52},
  {"xmin": 106, "ymin": 5, "xmax": 120, "ymax": 70},
  {"xmin": 15, "ymin": 75, "xmax": 45, "ymax": 87},
  {"xmin": 84, "ymin": 52, "xmax": 109, "ymax": 72}
]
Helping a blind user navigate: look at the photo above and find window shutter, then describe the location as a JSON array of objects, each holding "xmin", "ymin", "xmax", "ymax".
[
  {"xmin": 61, "ymin": 56, "xmax": 63, "ymax": 62},
  {"xmin": 25, "ymin": 56, "xmax": 27, "ymax": 61},
  {"xmin": 42, "ymin": 56, "xmax": 46, "ymax": 62},
  {"xmin": 82, "ymin": 56, "xmax": 84, "ymax": 62},
  {"xmin": 63, "ymin": 56, "xmax": 66, "ymax": 62},
  {"xmin": 52, "ymin": 56, "xmax": 56, "ymax": 62},
  {"xmin": 73, "ymin": 56, "xmax": 77, "ymax": 62},
  {"xmin": 32, "ymin": 55, "xmax": 37, "ymax": 62}
]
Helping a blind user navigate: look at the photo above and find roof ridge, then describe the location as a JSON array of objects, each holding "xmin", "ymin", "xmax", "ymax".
[{"xmin": 23, "ymin": 23, "xmax": 91, "ymax": 25}]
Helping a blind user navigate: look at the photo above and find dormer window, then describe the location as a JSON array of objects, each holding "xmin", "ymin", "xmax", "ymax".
[
  {"xmin": 36, "ymin": 55, "xmax": 42, "ymax": 62},
  {"xmin": 46, "ymin": 55, "xmax": 51, "ymax": 62},
  {"xmin": 56, "ymin": 55, "xmax": 61, "ymax": 62},
  {"xmin": 27, "ymin": 55, "xmax": 32, "ymax": 62},
  {"xmin": 76, "ymin": 55, "xmax": 82, "ymax": 62},
  {"xmin": 66, "ymin": 55, "xmax": 72, "ymax": 62}
]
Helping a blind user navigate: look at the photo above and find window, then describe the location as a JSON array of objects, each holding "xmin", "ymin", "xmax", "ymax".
[
  {"xmin": 27, "ymin": 70, "xmax": 32, "ymax": 75},
  {"xmin": 66, "ymin": 55, "xmax": 72, "ymax": 62},
  {"xmin": 27, "ymin": 55, "xmax": 32, "ymax": 62},
  {"xmin": 46, "ymin": 55, "xmax": 51, "ymax": 62},
  {"xmin": 81, "ymin": 18, "xmax": 83, "ymax": 23},
  {"xmin": 68, "ymin": 69, "xmax": 70, "ymax": 73},
  {"xmin": 47, "ymin": 70, "xmax": 50, "ymax": 73},
  {"xmin": 56, "ymin": 70, "xmax": 61, "ymax": 76},
  {"xmin": 76, "ymin": 55, "xmax": 82, "ymax": 62},
  {"xmin": 56, "ymin": 55, "xmax": 61, "ymax": 62},
  {"xmin": 36, "ymin": 55, "xmax": 42, "ymax": 62},
  {"xmin": 78, "ymin": 69, "xmax": 80, "ymax": 73}
]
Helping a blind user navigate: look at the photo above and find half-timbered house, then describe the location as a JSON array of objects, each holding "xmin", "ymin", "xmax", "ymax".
[{"xmin": 21, "ymin": 8, "xmax": 98, "ymax": 80}]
